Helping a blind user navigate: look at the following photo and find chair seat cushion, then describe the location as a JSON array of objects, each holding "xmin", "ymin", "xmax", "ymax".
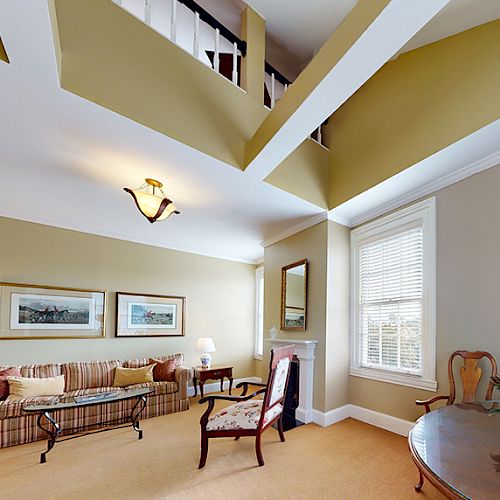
[{"xmin": 206, "ymin": 400, "xmax": 283, "ymax": 431}]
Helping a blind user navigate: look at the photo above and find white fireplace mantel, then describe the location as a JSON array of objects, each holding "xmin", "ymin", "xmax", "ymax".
[{"xmin": 269, "ymin": 338, "xmax": 318, "ymax": 423}]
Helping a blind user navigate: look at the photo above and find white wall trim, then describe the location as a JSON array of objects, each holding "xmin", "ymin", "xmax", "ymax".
[
  {"xmin": 260, "ymin": 212, "xmax": 327, "ymax": 248},
  {"xmin": 345, "ymin": 150, "xmax": 500, "ymax": 228},
  {"xmin": 349, "ymin": 404, "xmax": 415, "ymax": 437},
  {"xmin": 187, "ymin": 376, "xmax": 262, "ymax": 397},
  {"xmin": 312, "ymin": 404, "xmax": 415, "ymax": 437}
]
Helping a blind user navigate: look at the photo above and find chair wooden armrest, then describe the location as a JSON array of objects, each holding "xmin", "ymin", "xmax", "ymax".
[
  {"xmin": 199, "ymin": 388, "xmax": 267, "ymax": 427},
  {"xmin": 416, "ymin": 395, "xmax": 450, "ymax": 413},
  {"xmin": 235, "ymin": 381, "xmax": 267, "ymax": 396}
]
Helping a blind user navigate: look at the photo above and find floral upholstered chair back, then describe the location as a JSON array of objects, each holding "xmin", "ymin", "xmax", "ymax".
[{"xmin": 263, "ymin": 345, "xmax": 295, "ymax": 416}]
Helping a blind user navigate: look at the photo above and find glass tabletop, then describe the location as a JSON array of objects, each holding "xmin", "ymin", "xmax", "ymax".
[
  {"xmin": 410, "ymin": 402, "xmax": 500, "ymax": 499},
  {"xmin": 23, "ymin": 387, "xmax": 152, "ymax": 412}
]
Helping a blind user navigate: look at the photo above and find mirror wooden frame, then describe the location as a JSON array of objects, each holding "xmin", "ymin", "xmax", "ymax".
[{"xmin": 280, "ymin": 258, "xmax": 308, "ymax": 331}]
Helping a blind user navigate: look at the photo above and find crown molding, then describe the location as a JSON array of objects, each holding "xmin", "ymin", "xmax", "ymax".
[
  {"xmin": 260, "ymin": 212, "xmax": 328, "ymax": 248},
  {"xmin": 333, "ymin": 149, "xmax": 500, "ymax": 228}
]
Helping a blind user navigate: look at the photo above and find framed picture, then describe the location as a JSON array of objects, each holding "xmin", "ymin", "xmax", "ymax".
[
  {"xmin": 0, "ymin": 282, "xmax": 106, "ymax": 339},
  {"xmin": 116, "ymin": 292, "xmax": 185, "ymax": 337}
]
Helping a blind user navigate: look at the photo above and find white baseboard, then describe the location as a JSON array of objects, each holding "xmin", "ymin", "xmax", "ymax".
[
  {"xmin": 312, "ymin": 404, "xmax": 351, "ymax": 427},
  {"xmin": 348, "ymin": 404, "xmax": 415, "ymax": 437},
  {"xmin": 311, "ymin": 404, "xmax": 414, "ymax": 437},
  {"xmin": 187, "ymin": 376, "xmax": 262, "ymax": 398}
]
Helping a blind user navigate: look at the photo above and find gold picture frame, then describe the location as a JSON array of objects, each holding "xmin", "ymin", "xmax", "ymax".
[
  {"xmin": 281, "ymin": 259, "xmax": 308, "ymax": 331},
  {"xmin": 0, "ymin": 282, "xmax": 106, "ymax": 340},
  {"xmin": 115, "ymin": 292, "xmax": 186, "ymax": 337}
]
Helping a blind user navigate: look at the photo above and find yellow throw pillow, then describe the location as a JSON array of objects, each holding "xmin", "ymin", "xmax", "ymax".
[
  {"xmin": 7, "ymin": 375, "xmax": 65, "ymax": 399},
  {"xmin": 113, "ymin": 364, "xmax": 156, "ymax": 387}
]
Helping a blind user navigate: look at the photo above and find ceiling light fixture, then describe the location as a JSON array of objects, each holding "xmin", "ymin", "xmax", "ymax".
[{"xmin": 124, "ymin": 178, "xmax": 180, "ymax": 223}]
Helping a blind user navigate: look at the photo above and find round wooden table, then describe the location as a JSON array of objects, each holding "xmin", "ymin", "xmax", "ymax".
[{"xmin": 409, "ymin": 402, "xmax": 500, "ymax": 499}]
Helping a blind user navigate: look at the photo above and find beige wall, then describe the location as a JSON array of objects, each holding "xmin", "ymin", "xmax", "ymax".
[
  {"xmin": 263, "ymin": 221, "xmax": 328, "ymax": 411},
  {"xmin": 327, "ymin": 20, "xmax": 500, "ymax": 207},
  {"xmin": 325, "ymin": 220, "xmax": 350, "ymax": 411},
  {"xmin": 350, "ymin": 164, "xmax": 500, "ymax": 421},
  {"xmin": 0, "ymin": 217, "xmax": 256, "ymax": 379},
  {"xmin": 261, "ymin": 220, "xmax": 350, "ymax": 413}
]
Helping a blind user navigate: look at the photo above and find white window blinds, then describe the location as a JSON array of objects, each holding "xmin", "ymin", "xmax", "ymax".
[{"xmin": 358, "ymin": 226, "xmax": 423, "ymax": 375}]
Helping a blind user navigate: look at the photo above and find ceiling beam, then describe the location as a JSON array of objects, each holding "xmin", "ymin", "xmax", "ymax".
[{"xmin": 243, "ymin": 0, "xmax": 450, "ymax": 180}]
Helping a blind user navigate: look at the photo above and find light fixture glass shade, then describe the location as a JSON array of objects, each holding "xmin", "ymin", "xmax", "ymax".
[
  {"xmin": 124, "ymin": 178, "xmax": 179, "ymax": 223},
  {"xmin": 196, "ymin": 337, "xmax": 216, "ymax": 353}
]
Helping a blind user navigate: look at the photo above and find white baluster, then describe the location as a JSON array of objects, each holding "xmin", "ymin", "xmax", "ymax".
[
  {"xmin": 284, "ymin": 83, "xmax": 288, "ymax": 92},
  {"xmin": 317, "ymin": 125, "xmax": 322, "ymax": 145},
  {"xmin": 193, "ymin": 11, "xmax": 200, "ymax": 58},
  {"xmin": 271, "ymin": 73, "xmax": 276, "ymax": 109},
  {"xmin": 170, "ymin": 0, "xmax": 177, "ymax": 42},
  {"xmin": 232, "ymin": 42, "xmax": 238, "ymax": 85},
  {"xmin": 145, "ymin": 0, "xmax": 152, "ymax": 26},
  {"xmin": 214, "ymin": 28, "xmax": 220, "ymax": 73}
]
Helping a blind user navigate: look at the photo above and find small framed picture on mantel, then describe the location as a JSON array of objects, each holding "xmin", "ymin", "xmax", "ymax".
[{"xmin": 115, "ymin": 292, "xmax": 185, "ymax": 338}]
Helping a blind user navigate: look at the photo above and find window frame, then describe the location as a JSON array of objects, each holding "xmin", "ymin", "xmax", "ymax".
[
  {"xmin": 254, "ymin": 266, "xmax": 264, "ymax": 360},
  {"xmin": 350, "ymin": 198, "xmax": 437, "ymax": 392}
]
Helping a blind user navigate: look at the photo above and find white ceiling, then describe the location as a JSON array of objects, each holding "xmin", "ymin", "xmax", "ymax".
[
  {"xmin": 0, "ymin": 0, "xmax": 323, "ymax": 264},
  {"xmin": 210, "ymin": 0, "xmax": 499, "ymax": 71}
]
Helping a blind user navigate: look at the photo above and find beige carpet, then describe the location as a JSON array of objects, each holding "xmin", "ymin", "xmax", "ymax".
[{"xmin": 0, "ymin": 393, "xmax": 445, "ymax": 500}]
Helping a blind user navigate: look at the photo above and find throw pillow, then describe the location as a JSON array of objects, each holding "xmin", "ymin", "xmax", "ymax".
[
  {"xmin": 113, "ymin": 364, "xmax": 156, "ymax": 387},
  {"xmin": 7, "ymin": 375, "xmax": 65, "ymax": 399},
  {"xmin": 0, "ymin": 367, "xmax": 21, "ymax": 399},
  {"xmin": 149, "ymin": 358, "xmax": 177, "ymax": 382}
]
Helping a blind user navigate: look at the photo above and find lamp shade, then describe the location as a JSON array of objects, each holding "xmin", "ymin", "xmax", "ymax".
[
  {"xmin": 196, "ymin": 337, "xmax": 216, "ymax": 353},
  {"xmin": 124, "ymin": 178, "xmax": 179, "ymax": 223}
]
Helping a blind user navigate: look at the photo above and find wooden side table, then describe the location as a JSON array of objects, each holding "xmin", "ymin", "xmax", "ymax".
[{"xmin": 193, "ymin": 366, "xmax": 233, "ymax": 398}]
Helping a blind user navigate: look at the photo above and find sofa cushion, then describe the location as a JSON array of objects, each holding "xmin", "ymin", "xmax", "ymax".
[
  {"xmin": 20, "ymin": 364, "xmax": 62, "ymax": 378},
  {"xmin": 62, "ymin": 360, "xmax": 122, "ymax": 391},
  {"xmin": 150, "ymin": 358, "xmax": 177, "ymax": 382},
  {"xmin": 7, "ymin": 375, "xmax": 65, "ymax": 399},
  {"xmin": 113, "ymin": 365, "xmax": 155, "ymax": 387},
  {"xmin": 0, "ymin": 395, "xmax": 60, "ymax": 419},
  {"xmin": 0, "ymin": 367, "xmax": 21, "ymax": 400},
  {"xmin": 124, "ymin": 353, "xmax": 183, "ymax": 369}
]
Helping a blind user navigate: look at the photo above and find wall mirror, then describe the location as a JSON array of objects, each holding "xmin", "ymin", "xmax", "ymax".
[{"xmin": 281, "ymin": 259, "xmax": 308, "ymax": 330}]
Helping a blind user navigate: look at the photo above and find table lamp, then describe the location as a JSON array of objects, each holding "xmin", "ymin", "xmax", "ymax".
[{"xmin": 196, "ymin": 337, "xmax": 216, "ymax": 368}]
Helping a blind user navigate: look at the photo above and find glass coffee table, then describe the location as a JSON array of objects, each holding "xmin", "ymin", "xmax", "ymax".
[
  {"xmin": 408, "ymin": 402, "xmax": 500, "ymax": 499},
  {"xmin": 23, "ymin": 387, "xmax": 152, "ymax": 463}
]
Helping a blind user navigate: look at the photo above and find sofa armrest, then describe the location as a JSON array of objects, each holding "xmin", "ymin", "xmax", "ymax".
[{"xmin": 175, "ymin": 366, "xmax": 193, "ymax": 399}]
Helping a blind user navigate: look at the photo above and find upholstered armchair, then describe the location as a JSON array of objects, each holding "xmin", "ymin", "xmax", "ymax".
[
  {"xmin": 198, "ymin": 345, "xmax": 294, "ymax": 468},
  {"xmin": 416, "ymin": 350, "xmax": 498, "ymax": 413}
]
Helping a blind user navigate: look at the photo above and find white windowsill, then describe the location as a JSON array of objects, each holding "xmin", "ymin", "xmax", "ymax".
[{"xmin": 350, "ymin": 367, "xmax": 437, "ymax": 392}]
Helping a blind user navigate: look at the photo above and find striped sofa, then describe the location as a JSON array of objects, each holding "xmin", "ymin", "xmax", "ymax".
[{"xmin": 0, "ymin": 353, "xmax": 192, "ymax": 448}]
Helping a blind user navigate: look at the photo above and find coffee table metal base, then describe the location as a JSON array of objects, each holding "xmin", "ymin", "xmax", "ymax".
[{"xmin": 35, "ymin": 394, "xmax": 148, "ymax": 464}]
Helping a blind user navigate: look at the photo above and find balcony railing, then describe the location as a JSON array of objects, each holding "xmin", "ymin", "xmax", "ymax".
[{"xmin": 112, "ymin": 0, "xmax": 327, "ymax": 148}]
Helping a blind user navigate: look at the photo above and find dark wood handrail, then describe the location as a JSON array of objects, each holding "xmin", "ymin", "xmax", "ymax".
[
  {"xmin": 177, "ymin": 0, "xmax": 246, "ymax": 56},
  {"xmin": 177, "ymin": 0, "xmax": 292, "ymax": 87}
]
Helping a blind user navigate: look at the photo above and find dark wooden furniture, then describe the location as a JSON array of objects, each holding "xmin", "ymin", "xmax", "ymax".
[
  {"xmin": 416, "ymin": 350, "xmax": 498, "ymax": 413},
  {"xmin": 409, "ymin": 402, "xmax": 500, "ymax": 498},
  {"xmin": 193, "ymin": 365, "xmax": 233, "ymax": 398},
  {"xmin": 413, "ymin": 350, "xmax": 498, "ymax": 493},
  {"xmin": 23, "ymin": 388, "xmax": 152, "ymax": 463},
  {"xmin": 198, "ymin": 345, "xmax": 294, "ymax": 468}
]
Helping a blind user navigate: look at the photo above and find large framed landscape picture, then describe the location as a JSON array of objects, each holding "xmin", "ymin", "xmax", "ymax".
[
  {"xmin": 116, "ymin": 292, "xmax": 185, "ymax": 337},
  {"xmin": 0, "ymin": 283, "xmax": 106, "ymax": 339}
]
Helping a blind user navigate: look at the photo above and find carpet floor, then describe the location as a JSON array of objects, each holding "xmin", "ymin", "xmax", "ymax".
[{"xmin": 0, "ymin": 393, "xmax": 445, "ymax": 500}]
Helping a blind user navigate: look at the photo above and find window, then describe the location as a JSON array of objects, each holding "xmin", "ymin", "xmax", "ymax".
[
  {"xmin": 350, "ymin": 198, "xmax": 436, "ymax": 391},
  {"xmin": 254, "ymin": 266, "xmax": 264, "ymax": 359}
]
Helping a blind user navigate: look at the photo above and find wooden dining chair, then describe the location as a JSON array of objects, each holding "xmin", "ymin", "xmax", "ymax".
[
  {"xmin": 416, "ymin": 350, "xmax": 498, "ymax": 413},
  {"xmin": 198, "ymin": 344, "xmax": 294, "ymax": 468}
]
